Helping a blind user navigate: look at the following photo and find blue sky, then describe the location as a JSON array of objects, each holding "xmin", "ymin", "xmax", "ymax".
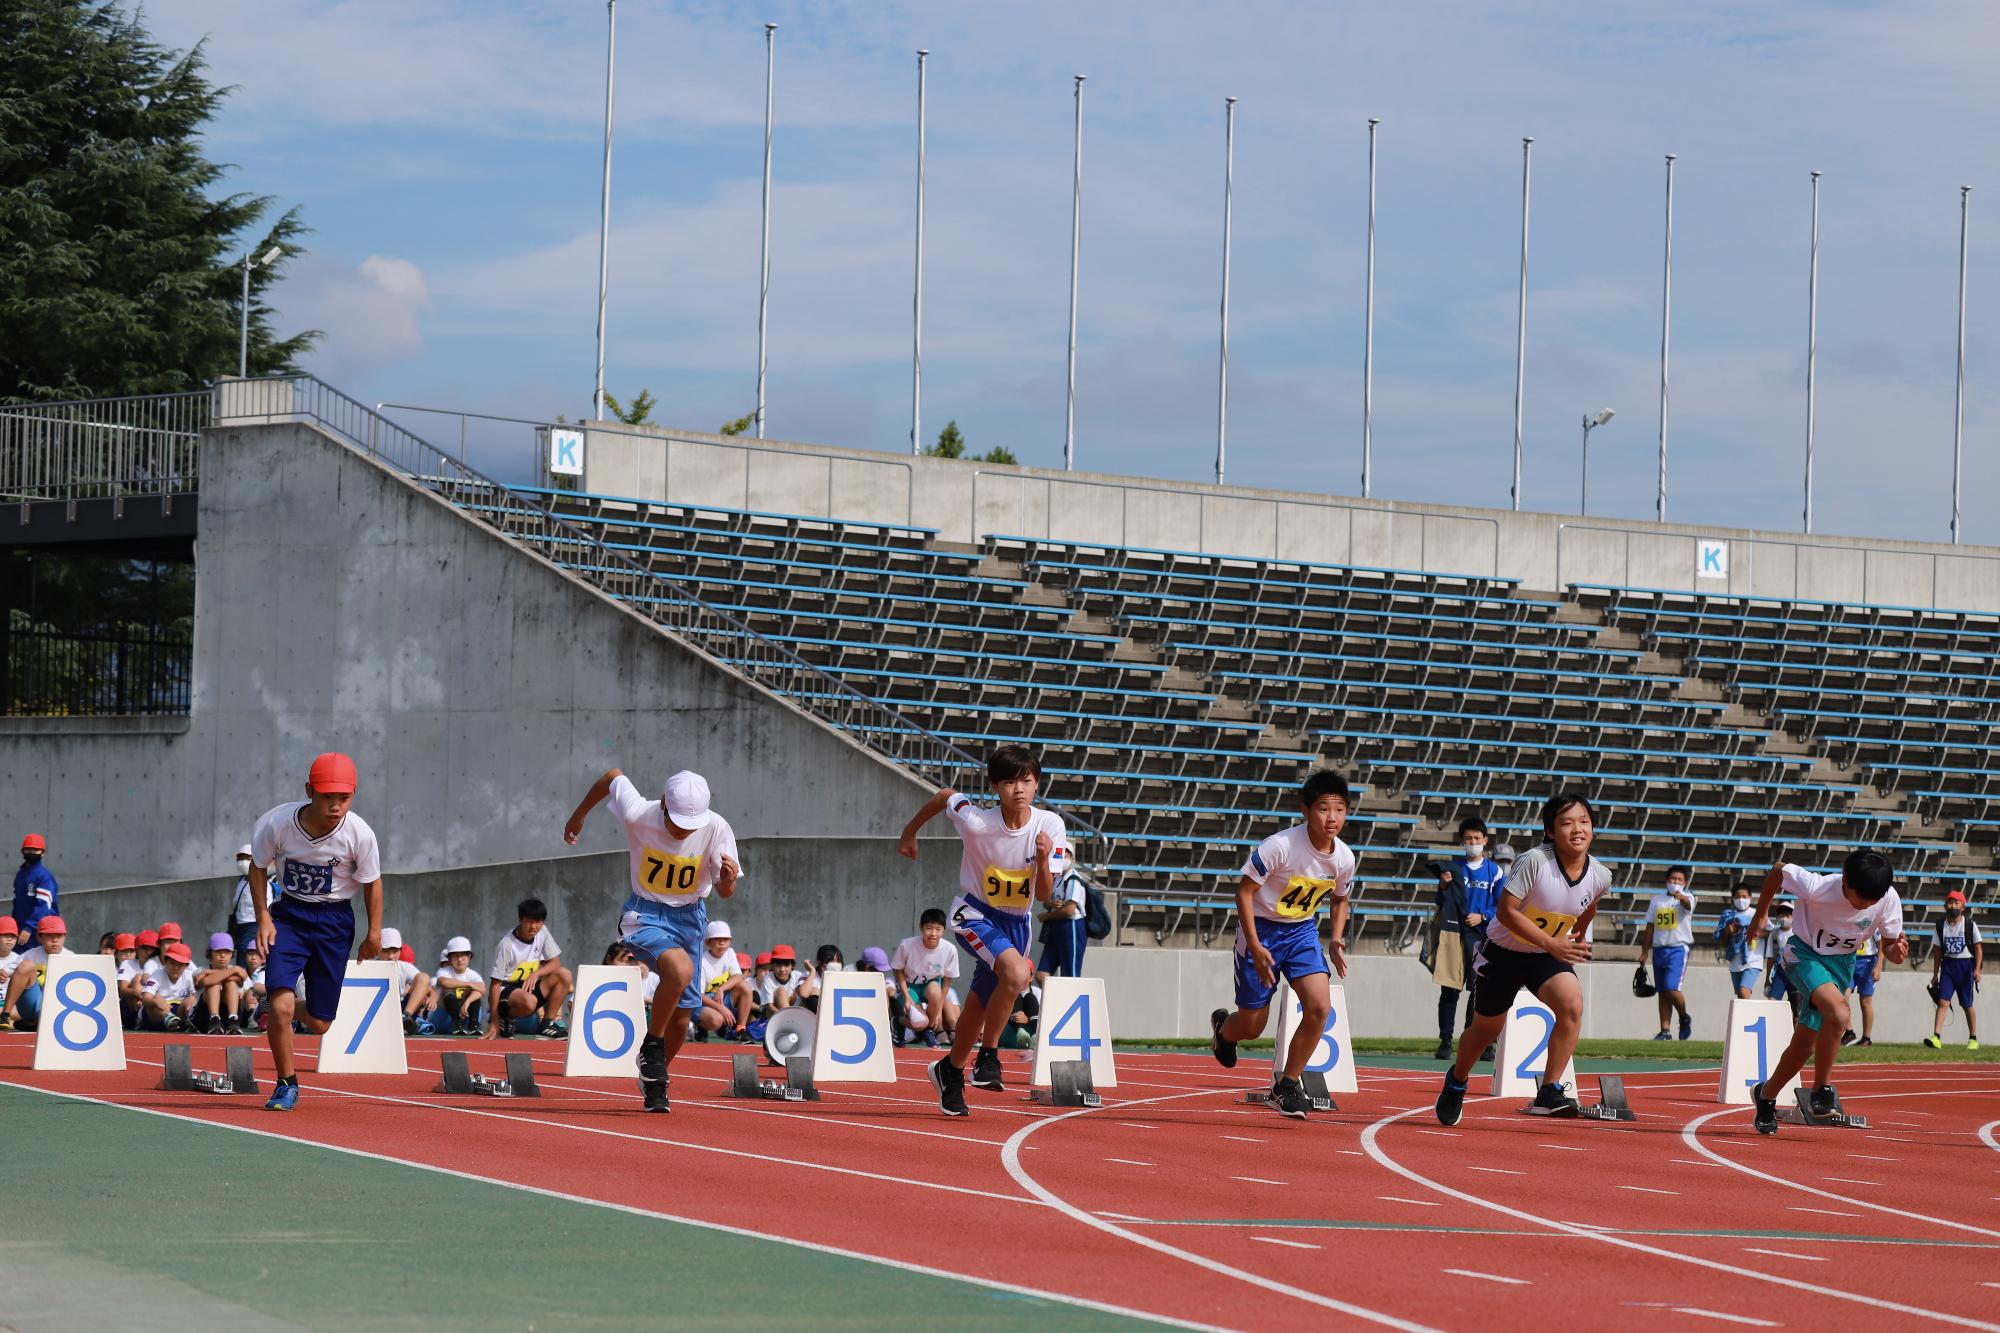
[{"xmin": 153, "ymin": 1, "xmax": 2000, "ymax": 545}]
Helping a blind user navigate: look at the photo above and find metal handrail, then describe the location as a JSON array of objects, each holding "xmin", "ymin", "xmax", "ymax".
[
  {"xmin": 0, "ymin": 390, "xmax": 209, "ymax": 504},
  {"xmin": 230, "ymin": 376, "xmax": 1103, "ymax": 852}
]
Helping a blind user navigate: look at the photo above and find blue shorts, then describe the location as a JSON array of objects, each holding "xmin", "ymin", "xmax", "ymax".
[
  {"xmin": 266, "ymin": 896, "xmax": 356, "ymax": 1024},
  {"xmin": 616, "ymin": 895, "xmax": 706, "ymax": 1010},
  {"xmin": 948, "ymin": 895, "xmax": 1031, "ymax": 1003},
  {"xmin": 1233, "ymin": 917, "xmax": 1329, "ymax": 1012},
  {"xmin": 1731, "ymin": 966, "xmax": 1762, "ymax": 994},
  {"xmin": 1651, "ymin": 944, "xmax": 1689, "ymax": 993},
  {"xmin": 15, "ymin": 982, "xmax": 42, "ymax": 1027},
  {"xmin": 1939, "ymin": 957, "xmax": 1979, "ymax": 1006},
  {"xmin": 1851, "ymin": 954, "xmax": 1878, "ymax": 997},
  {"xmin": 1765, "ymin": 964, "xmax": 1791, "ymax": 1000},
  {"xmin": 1039, "ymin": 917, "xmax": 1088, "ymax": 979}
]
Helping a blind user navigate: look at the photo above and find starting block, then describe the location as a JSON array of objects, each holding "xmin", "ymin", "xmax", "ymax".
[
  {"xmin": 157, "ymin": 1044, "xmax": 260, "ymax": 1096},
  {"xmin": 729, "ymin": 1052, "xmax": 819, "ymax": 1102},
  {"xmin": 1240, "ymin": 1070, "xmax": 1337, "ymax": 1113},
  {"xmin": 1523, "ymin": 1073, "xmax": 1638, "ymax": 1121},
  {"xmin": 1030, "ymin": 1060, "xmax": 1102, "ymax": 1108},
  {"xmin": 434, "ymin": 1051, "xmax": 539, "ymax": 1098},
  {"xmin": 1777, "ymin": 1084, "xmax": 1869, "ymax": 1129}
]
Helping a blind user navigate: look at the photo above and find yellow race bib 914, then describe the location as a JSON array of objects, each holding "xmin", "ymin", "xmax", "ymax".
[
  {"xmin": 640, "ymin": 849, "xmax": 702, "ymax": 895},
  {"xmin": 981, "ymin": 864, "xmax": 1033, "ymax": 908},
  {"xmin": 1273, "ymin": 875, "xmax": 1338, "ymax": 921}
]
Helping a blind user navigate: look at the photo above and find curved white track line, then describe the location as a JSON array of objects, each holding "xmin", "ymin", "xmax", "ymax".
[
  {"xmin": 1001, "ymin": 1088, "xmax": 1443, "ymax": 1333},
  {"xmin": 1979, "ymin": 1120, "xmax": 2000, "ymax": 1157},
  {"xmin": 1359, "ymin": 1101, "xmax": 2000, "ymax": 1331}
]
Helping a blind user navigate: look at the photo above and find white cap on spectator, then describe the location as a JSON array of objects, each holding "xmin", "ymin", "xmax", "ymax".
[
  {"xmin": 704, "ymin": 920, "xmax": 731, "ymax": 941},
  {"xmin": 664, "ymin": 770, "xmax": 714, "ymax": 830},
  {"xmin": 1492, "ymin": 843, "xmax": 1517, "ymax": 863},
  {"xmin": 379, "ymin": 927, "xmax": 403, "ymax": 949},
  {"xmin": 235, "ymin": 844, "xmax": 253, "ymax": 859},
  {"xmin": 445, "ymin": 935, "xmax": 471, "ymax": 954}
]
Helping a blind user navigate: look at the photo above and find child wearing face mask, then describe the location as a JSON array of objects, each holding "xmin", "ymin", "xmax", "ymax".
[
  {"xmin": 228, "ymin": 844, "xmax": 269, "ymax": 958},
  {"xmin": 1429, "ymin": 816, "xmax": 1505, "ymax": 1060},
  {"xmin": 1715, "ymin": 882, "xmax": 1761, "ymax": 999},
  {"xmin": 1923, "ymin": 891, "xmax": 1982, "ymax": 1051}
]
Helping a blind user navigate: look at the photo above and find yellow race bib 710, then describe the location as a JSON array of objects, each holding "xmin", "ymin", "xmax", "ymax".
[
  {"xmin": 640, "ymin": 849, "xmax": 702, "ymax": 894},
  {"xmin": 981, "ymin": 864, "xmax": 1033, "ymax": 908}
]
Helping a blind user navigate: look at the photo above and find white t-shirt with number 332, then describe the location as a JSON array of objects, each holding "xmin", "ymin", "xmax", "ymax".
[
  {"xmin": 250, "ymin": 803, "xmax": 382, "ymax": 904},
  {"xmin": 608, "ymin": 775, "xmax": 741, "ymax": 907}
]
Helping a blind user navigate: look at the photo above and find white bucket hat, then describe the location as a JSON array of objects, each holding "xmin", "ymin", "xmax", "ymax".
[{"xmin": 664, "ymin": 770, "xmax": 714, "ymax": 830}]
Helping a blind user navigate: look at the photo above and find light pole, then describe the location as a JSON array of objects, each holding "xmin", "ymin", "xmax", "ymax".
[
  {"xmin": 1216, "ymin": 96, "xmax": 1236, "ymax": 487},
  {"xmin": 1063, "ymin": 74, "xmax": 1085, "ymax": 471},
  {"xmin": 1805, "ymin": 170, "xmax": 1821, "ymax": 534},
  {"xmin": 239, "ymin": 245, "xmax": 282, "ymax": 377},
  {"xmin": 1511, "ymin": 137, "xmax": 1533, "ymax": 511},
  {"xmin": 756, "ymin": 21, "xmax": 775, "ymax": 439},
  {"xmin": 911, "ymin": 49, "xmax": 928, "ymax": 456},
  {"xmin": 1580, "ymin": 408, "xmax": 1615, "ymax": 516},
  {"xmin": 1953, "ymin": 185, "xmax": 1970, "ymax": 544},
  {"xmin": 1657, "ymin": 153, "xmax": 1674, "ymax": 523},
  {"xmin": 593, "ymin": 0, "xmax": 617, "ymax": 422},
  {"xmin": 1362, "ymin": 117, "xmax": 1379, "ymax": 499}
]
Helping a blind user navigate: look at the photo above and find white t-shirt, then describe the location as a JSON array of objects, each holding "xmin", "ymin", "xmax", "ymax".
[
  {"xmin": 492, "ymin": 927, "xmax": 560, "ymax": 984},
  {"xmin": 386, "ymin": 959, "xmax": 424, "ymax": 999},
  {"xmin": 1780, "ymin": 865, "xmax": 1904, "ymax": 959},
  {"xmin": 1240, "ymin": 826, "xmax": 1356, "ymax": 925},
  {"xmin": 946, "ymin": 794, "xmax": 1072, "ymax": 918},
  {"xmin": 756, "ymin": 969, "xmax": 806, "ymax": 1006},
  {"xmin": 641, "ymin": 970, "xmax": 661, "ymax": 1003},
  {"xmin": 144, "ymin": 961, "xmax": 197, "ymax": 1004},
  {"xmin": 1645, "ymin": 887, "xmax": 1697, "ymax": 948},
  {"xmin": 1937, "ymin": 915, "xmax": 1981, "ymax": 960},
  {"xmin": 0, "ymin": 952, "xmax": 20, "ymax": 986},
  {"xmin": 13, "ymin": 946, "xmax": 63, "ymax": 987},
  {"xmin": 248, "ymin": 965, "xmax": 267, "ymax": 997},
  {"xmin": 250, "ymin": 803, "xmax": 382, "ymax": 904},
  {"xmin": 1487, "ymin": 845, "xmax": 1613, "ymax": 953},
  {"xmin": 697, "ymin": 949, "xmax": 740, "ymax": 998},
  {"xmin": 607, "ymin": 775, "xmax": 741, "ymax": 907},
  {"xmin": 434, "ymin": 964, "xmax": 485, "ymax": 995},
  {"xmin": 116, "ymin": 958, "xmax": 143, "ymax": 985},
  {"xmin": 891, "ymin": 936, "xmax": 961, "ymax": 987}
]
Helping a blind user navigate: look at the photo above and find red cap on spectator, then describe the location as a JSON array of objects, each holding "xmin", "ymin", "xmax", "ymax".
[
  {"xmin": 114, "ymin": 933, "xmax": 137, "ymax": 949},
  {"xmin": 308, "ymin": 752, "xmax": 358, "ymax": 794},
  {"xmin": 771, "ymin": 944, "xmax": 796, "ymax": 962},
  {"xmin": 163, "ymin": 942, "xmax": 193, "ymax": 963},
  {"xmin": 36, "ymin": 915, "xmax": 66, "ymax": 936},
  {"xmin": 136, "ymin": 929, "xmax": 159, "ymax": 947},
  {"xmin": 20, "ymin": 833, "xmax": 44, "ymax": 852},
  {"xmin": 0, "ymin": 916, "xmax": 17, "ymax": 934},
  {"xmin": 735, "ymin": 951, "xmax": 751, "ymax": 969},
  {"xmin": 755, "ymin": 951, "xmax": 773, "ymax": 966},
  {"xmin": 157, "ymin": 922, "xmax": 182, "ymax": 941},
  {"xmin": 399, "ymin": 944, "xmax": 415, "ymax": 963},
  {"xmin": 1946, "ymin": 890, "xmax": 1968, "ymax": 905}
]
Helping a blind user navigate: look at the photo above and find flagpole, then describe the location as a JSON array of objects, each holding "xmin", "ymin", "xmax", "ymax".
[
  {"xmin": 1216, "ymin": 96, "xmax": 1236, "ymax": 486},
  {"xmin": 1064, "ymin": 75, "xmax": 1085, "ymax": 471},
  {"xmin": 755, "ymin": 22, "xmax": 775, "ymax": 438}
]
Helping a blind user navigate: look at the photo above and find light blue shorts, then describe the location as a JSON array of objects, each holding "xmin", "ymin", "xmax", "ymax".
[{"xmin": 616, "ymin": 895, "xmax": 706, "ymax": 1010}]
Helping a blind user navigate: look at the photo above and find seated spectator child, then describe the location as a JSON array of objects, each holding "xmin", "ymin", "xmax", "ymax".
[
  {"xmin": 139, "ymin": 941, "xmax": 200, "ymax": 1031},
  {"xmin": 693, "ymin": 923, "xmax": 753, "ymax": 1039},
  {"xmin": 2, "ymin": 914, "xmax": 72, "ymax": 1031},
  {"xmin": 892, "ymin": 909, "xmax": 962, "ymax": 1050},
  {"xmin": 800, "ymin": 945, "xmax": 842, "ymax": 1013},
  {"xmin": 485, "ymin": 898, "xmax": 573, "ymax": 1040},
  {"xmin": 97, "ymin": 931, "xmax": 118, "ymax": 955},
  {"xmin": 1001, "ymin": 982, "xmax": 1041, "ymax": 1050},
  {"xmin": 432, "ymin": 935, "xmax": 486, "ymax": 1035},
  {"xmin": 193, "ymin": 932, "xmax": 249, "ymax": 1035},
  {"xmin": 111, "ymin": 933, "xmax": 142, "ymax": 1028},
  {"xmin": 855, "ymin": 945, "xmax": 912, "ymax": 1045},
  {"xmin": 0, "ymin": 917, "xmax": 22, "ymax": 1030},
  {"xmin": 241, "ymin": 945, "xmax": 268, "ymax": 1028},
  {"xmin": 379, "ymin": 929, "xmax": 436, "ymax": 1035},
  {"xmin": 602, "ymin": 941, "xmax": 661, "ymax": 1007},
  {"xmin": 755, "ymin": 945, "xmax": 808, "ymax": 1018},
  {"xmin": 133, "ymin": 929, "xmax": 160, "ymax": 972}
]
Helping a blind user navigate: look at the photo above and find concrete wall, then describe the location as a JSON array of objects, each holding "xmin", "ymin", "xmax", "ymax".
[
  {"xmin": 584, "ymin": 423, "xmax": 2000, "ymax": 609},
  {"xmin": 0, "ymin": 421, "xmax": 934, "ymax": 888}
]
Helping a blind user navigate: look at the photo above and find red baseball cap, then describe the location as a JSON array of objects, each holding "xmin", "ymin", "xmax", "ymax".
[
  {"xmin": 20, "ymin": 833, "xmax": 44, "ymax": 852},
  {"xmin": 1945, "ymin": 890, "xmax": 1968, "ymax": 905},
  {"xmin": 734, "ymin": 951, "xmax": 751, "ymax": 969},
  {"xmin": 308, "ymin": 752, "xmax": 358, "ymax": 794},
  {"xmin": 36, "ymin": 915, "xmax": 66, "ymax": 935},
  {"xmin": 163, "ymin": 942, "xmax": 193, "ymax": 964},
  {"xmin": 157, "ymin": 922, "xmax": 183, "ymax": 941},
  {"xmin": 399, "ymin": 944, "xmax": 415, "ymax": 963},
  {"xmin": 755, "ymin": 951, "xmax": 773, "ymax": 967},
  {"xmin": 0, "ymin": 916, "xmax": 16, "ymax": 934},
  {"xmin": 136, "ymin": 929, "xmax": 159, "ymax": 947},
  {"xmin": 770, "ymin": 944, "xmax": 795, "ymax": 962},
  {"xmin": 114, "ymin": 933, "xmax": 137, "ymax": 949}
]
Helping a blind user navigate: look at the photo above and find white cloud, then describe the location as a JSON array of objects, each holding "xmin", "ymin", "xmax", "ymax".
[{"xmin": 279, "ymin": 254, "xmax": 433, "ymax": 380}]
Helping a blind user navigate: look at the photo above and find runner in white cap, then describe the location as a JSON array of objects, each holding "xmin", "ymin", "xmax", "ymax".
[{"xmin": 565, "ymin": 766, "xmax": 741, "ymax": 1112}]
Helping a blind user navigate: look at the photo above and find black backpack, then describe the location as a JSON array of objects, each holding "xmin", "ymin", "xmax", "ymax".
[{"xmin": 1083, "ymin": 881, "xmax": 1112, "ymax": 941}]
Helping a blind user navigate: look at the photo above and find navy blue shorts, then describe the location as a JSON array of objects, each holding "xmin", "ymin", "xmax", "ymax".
[
  {"xmin": 1940, "ymin": 957, "xmax": 1978, "ymax": 1006},
  {"xmin": 949, "ymin": 895, "xmax": 1031, "ymax": 1003},
  {"xmin": 265, "ymin": 896, "xmax": 356, "ymax": 1024},
  {"xmin": 1038, "ymin": 917, "xmax": 1088, "ymax": 978},
  {"xmin": 1233, "ymin": 917, "xmax": 1328, "ymax": 1011}
]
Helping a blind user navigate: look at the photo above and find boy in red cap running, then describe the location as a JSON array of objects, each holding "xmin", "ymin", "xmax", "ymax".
[{"xmin": 249, "ymin": 752, "xmax": 383, "ymax": 1112}]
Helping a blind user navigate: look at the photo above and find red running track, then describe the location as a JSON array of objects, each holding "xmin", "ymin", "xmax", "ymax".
[{"xmin": 6, "ymin": 1035, "xmax": 1998, "ymax": 1332}]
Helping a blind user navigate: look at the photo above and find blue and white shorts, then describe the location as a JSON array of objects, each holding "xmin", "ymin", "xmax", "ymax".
[
  {"xmin": 949, "ymin": 895, "xmax": 1030, "ymax": 1003},
  {"xmin": 1233, "ymin": 916, "xmax": 1329, "ymax": 1012},
  {"xmin": 617, "ymin": 894, "xmax": 706, "ymax": 1010},
  {"xmin": 1651, "ymin": 944, "xmax": 1689, "ymax": 993}
]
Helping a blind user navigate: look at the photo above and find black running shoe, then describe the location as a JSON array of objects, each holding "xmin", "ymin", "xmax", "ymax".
[
  {"xmin": 1809, "ymin": 1084, "xmax": 1838, "ymax": 1118},
  {"xmin": 971, "ymin": 1046, "xmax": 1005, "ymax": 1091},
  {"xmin": 1751, "ymin": 1080, "xmax": 1778, "ymax": 1136},
  {"xmin": 1856, "ymin": 1036, "xmax": 1873, "ymax": 1047},
  {"xmin": 224, "ymin": 1016, "xmax": 243, "ymax": 1036},
  {"xmin": 1677, "ymin": 1013, "xmax": 1693, "ymax": 1041},
  {"xmin": 1840, "ymin": 1029, "xmax": 1857, "ymax": 1047},
  {"xmin": 1435, "ymin": 1072, "xmax": 1468, "ymax": 1127},
  {"xmin": 1211, "ymin": 1008, "xmax": 1239, "ymax": 1069},
  {"xmin": 637, "ymin": 1034, "xmax": 667, "ymax": 1084},
  {"xmin": 1265, "ymin": 1076, "xmax": 1312, "ymax": 1120},
  {"xmin": 642, "ymin": 1079, "xmax": 670, "ymax": 1113},
  {"xmin": 207, "ymin": 1016, "xmax": 224, "ymax": 1035},
  {"xmin": 1527, "ymin": 1081, "xmax": 1580, "ymax": 1117},
  {"xmin": 1432, "ymin": 1038, "xmax": 1453, "ymax": 1060},
  {"xmin": 930, "ymin": 1058, "xmax": 969, "ymax": 1117}
]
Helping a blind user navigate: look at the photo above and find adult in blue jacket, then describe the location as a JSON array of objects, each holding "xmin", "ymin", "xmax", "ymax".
[
  {"xmin": 1431, "ymin": 818, "xmax": 1507, "ymax": 1059},
  {"xmin": 12, "ymin": 834, "xmax": 59, "ymax": 949}
]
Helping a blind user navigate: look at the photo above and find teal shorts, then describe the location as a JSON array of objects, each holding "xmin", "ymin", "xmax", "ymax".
[{"xmin": 1781, "ymin": 942, "xmax": 1854, "ymax": 1031}]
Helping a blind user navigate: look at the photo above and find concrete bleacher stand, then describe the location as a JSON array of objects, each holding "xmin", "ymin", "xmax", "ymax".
[{"xmin": 6, "ymin": 383, "xmax": 1992, "ymax": 1040}]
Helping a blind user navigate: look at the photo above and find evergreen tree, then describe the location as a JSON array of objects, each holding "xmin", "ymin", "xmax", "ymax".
[{"xmin": 0, "ymin": 0, "xmax": 316, "ymax": 401}]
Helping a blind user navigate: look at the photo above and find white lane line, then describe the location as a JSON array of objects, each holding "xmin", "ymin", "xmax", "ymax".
[
  {"xmin": 0, "ymin": 1079, "xmax": 1224, "ymax": 1333},
  {"xmin": 1538, "ymin": 1143, "xmax": 1588, "ymax": 1151},
  {"xmin": 1230, "ymin": 1175, "xmax": 1286, "ymax": 1186},
  {"xmin": 1118, "ymin": 1123, "xmax": 1158, "ymax": 1131},
  {"xmin": 1618, "ymin": 1185, "xmax": 1680, "ymax": 1195},
  {"xmin": 1107, "ymin": 1158, "xmax": 1154, "ymax": 1168},
  {"xmin": 999, "ymin": 1088, "xmax": 1446, "ymax": 1333},
  {"xmin": 1360, "ymin": 1104, "xmax": 2000, "ymax": 1332},
  {"xmin": 1745, "ymin": 1247, "xmax": 1826, "ymax": 1262},
  {"xmin": 1377, "ymin": 1196, "xmax": 1442, "ymax": 1207},
  {"xmin": 1221, "ymin": 1135, "xmax": 1264, "ymax": 1143},
  {"xmin": 1096, "ymin": 1211, "xmax": 1148, "ymax": 1222},
  {"xmin": 1825, "ymin": 1177, "xmax": 1880, "ymax": 1186},
  {"xmin": 1672, "ymin": 1159, "xmax": 1723, "ymax": 1167},
  {"xmin": 1335, "ymin": 1149, "xmax": 1368, "ymax": 1157},
  {"xmin": 1414, "ymin": 1130, "xmax": 1461, "ymax": 1138},
  {"xmin": 1468, "ymin": 1166, "xmax": 1523, "ymax": 1176},
  {"xmin": 1252, "ymin": 1236, "xmax": 1323, "ymax": 1251},
  {"xmin": 1849, "ymin": 1154, "xmax": 1900, "ymax": 1162},
  {"xmin": 1979, "ymin": 1121, "xmax": 2000, "ymax": 1159},
  {"xmin": 1442, "ymin": 1268, "xmax": 1529, "ymax": 1285},
  {"xmin": 1790, "ymin": 1207, "xmax": 1863, "ymax": 1218},
  {"xmin": 1668, "ymin": 1309, "xmax": 1780, "ymax": 1327}
]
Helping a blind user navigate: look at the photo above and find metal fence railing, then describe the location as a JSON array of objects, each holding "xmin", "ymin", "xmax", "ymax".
[
  {"xmin": 217, "ymin": 375, "xmax": 1106, "ymax": 862},
  {"xmin": 3, "ymin": 628, "xmax": 192, "ymax": 717},
  {"xmin": 0, "ymin": 391, "xmax": 209, "ymax": 507}
]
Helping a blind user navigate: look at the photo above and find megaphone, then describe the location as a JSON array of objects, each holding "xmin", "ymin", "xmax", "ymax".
[{"xmin": 765, "ymin": 1008, "xmax": 816, "ymax": 1067}]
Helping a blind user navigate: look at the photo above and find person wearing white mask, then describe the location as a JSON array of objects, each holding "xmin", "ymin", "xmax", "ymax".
[
  {"xmin": 227, "ymin": 844, "xmax": 270, "ymax": 958},
  {"xmin": 1715, "ymin": 882, "xmax": 1761, "ymax": 999},
  {"xmin": 1430, "ymin": 816, "xmax": 1505, "ymax": 1060}
]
